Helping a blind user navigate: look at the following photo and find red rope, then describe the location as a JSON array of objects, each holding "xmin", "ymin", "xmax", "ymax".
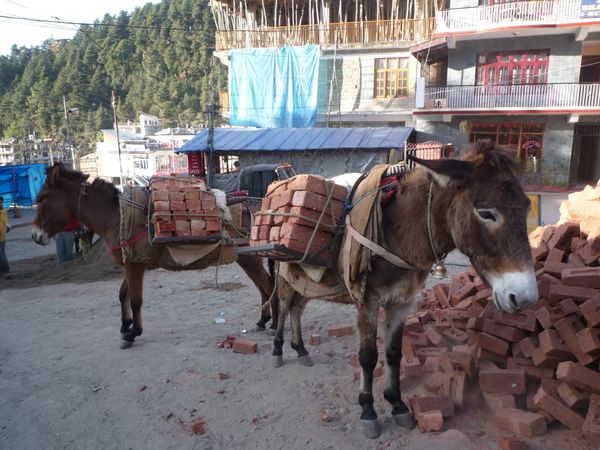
[{"xmin": 110, "ymin": 230, "xmax": 149, "ymax": 252}]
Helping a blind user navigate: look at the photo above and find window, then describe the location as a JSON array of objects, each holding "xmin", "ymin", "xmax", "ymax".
[
  {"xmin": 375, "ymin": 58, "xmax": 409, "ymax": 98},
  {"xmin": 470, "ymin": 122, "xmax": 544, "ymax": 161},
  {"xmin": 476, "ymin": 50, "xmax": 549, "ymax": 86},
  {"xmin": 133, "ymin": 158, "xmax": 149, "ymax": 169}
]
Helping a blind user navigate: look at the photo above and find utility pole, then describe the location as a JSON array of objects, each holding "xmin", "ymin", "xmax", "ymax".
[
  {"xmin": 206, "ymin": 103, "xmax": 220, "ymax": 189},
  {"xmin": 112, "ymin": 90, "xmax": 124, "ymax": 186},
  {"xmin": 63, "ymin": 95, "xmax": 75, "ymax": 169}
]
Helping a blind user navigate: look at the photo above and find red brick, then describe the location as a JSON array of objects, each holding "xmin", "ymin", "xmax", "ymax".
[
  {"xmin": 424, "ymin": 372, "xmax": 452, "ymax": 395},
  {"xmin": 172, "ymin": 210, "xmax": 188, "ymax": 221},
  {"xmin": 507, "ymin": 357, "xmax": 553, "ymax": 382},
  {"xmin": 440, "ymin": 351, "xmax": 475, "ymax": 378},
  {"xmin": 533, "ymin": 386, "xmax": 585, "ymax": 430},
  {"xmin": 493, "ymin": 408, "xmax": 547, "ymax": 437},
  {"xmin": 170, "ymin": 200, "xmax": 186, "ymax": 211},
  {"xmin": 411, "ymin": 396, "xmax": 454, "ymax": 418},
  {"xmin": 479, "ymin": 368, "xmax": 527, "ymax": 394},
  {"xmin": 442, "ymin": 328, "xmax": 469, "ymax": 345},
  {"xmin": 538, "ymin": 329, "xmax": 574, "ymax": 360},
  {"xmin": 424, "ymin": 326, "xmax": 447, "ymax": 348},
  {"xmin": 531, "ymin": 243, "xmax": 549, "ymax": 262},
  {"xmin": 562, "ymin": 267, "xmax": 600, "ymax": 289},
  {"xmin": 554, "ymin": 315, "xmax": 596, "ymax": 365},
  {"xmin": 483, "ymin": 392, "xmax": 516, "ymax": 412},
  {"xmin": 205, "ymin": 219, "xmax": 221, "ymax": 232},
  {"xmin": 448, "ymin": 277, "xmax": 464, "ymax": 302},
  {"xmin": 547, "ymin": 222, "xmax": 580, "ymax": 251},
  {"xmin": 401, "ymin": 355, "xmax": 423, "ymax": 377},
  {"xmin": 530, "ymin": 347, "xmax": 561, "ymax": 369},
  {"xmin": 556, "ymin": 361, "xmax": 600, "ymax": 394},
  {"xmin": 549, "ymin": 283, "xmax": 599, "ymax": 304},
  {"xmin": 483, "ymin": 319, "xmax": 526, "ymax": 342},
  {"xmin": 497, "ymin": 436, "xmax": 529, "ymax": 450},
  {"xmin": 185, "ymin": 199, "xmax": 201, "ymax": 210},
  {"xmin": 152, "ymin": 190, "xmax": 169, "ymax": 202},
  {"xmin": 260, "ymin": 196, "xmax": 272, "ymax": 210},
  {"xmin": 154, "ymin": 200, "xmax": 170, "ymax": 211},
  {"xmin": 415, "ymin": 346, "xmax": 446, "ymax": 362},
  {"xmin": 556, "ymin": 382, "xmax": 590, "ymax": 410},
  {"xmin": 582, "ymin": 394, "xmax": 600, "ymax": 439},
  {"xmin": 546, "ymin": 247, "xmax": 565, "ymax": 263},
  {"xmin": 155, "ymin": 220, "xmax": 176, "ymax": 233},
  {"xmin": 453, "ymin": 297, "xmax": 473, "ymax": 310},
  {"xmin": 518, "ymin": 336, "xmax": 538, "ymax": 358},
  {"xmin": 406, "ymin": 331, "xmax": 428, "ymax": 347},
  {"xmin": 467, "ymin": 317, "xmax": 485, "ymax": 331},
  {"xmin": 422, "ymin": 356, "xmax": 440, "ymax": 372},
  {"xmin": 168, "ymin": 190, "xmax": 185, "ymax": 201},
  {"xmin": 479, "ymin": 332, "xmax": 510, "ymax": 356},
  {"xmin": 417, "ymin": 410, "xmax": 444, "ymax": 432},
  {"xmin": 473, "ymin": 288, "xmax": 492, "ymax": 306},
  {"xmin": 534, "ymin": 307, "xmax": 554, "ymax": 330},
  {"xmin": 308, "ymin": 334, "xmax": 321, "ymax": 346},
  {"xmin": 291, "ymin": 191, "xmax": 344, "ymax": 217},
  {"xmin": 567, "ymin": 253, "xmax": 586, "ymax": 267},
  {"xmin": 580, "ymin": 298, "xmax": 600, "ymax": 327},
  {"xmin": 449, "ymin": 371, "xmax": 467, "ymax": 407},
  {"xmin": 232, "ymin": 339, "xmax": 258, "ymax": 354},
  {"xmin": 476, "ymin": 347, "xmax": 508, "ymax": 368},
  {"xmin": 538, "ymin": 274, "xmax": 561, "ymax": 299},
  {"xmin": 494, "ymin": 309, "xmax": 538, "ymax": 332},
  {"xmin": 450, "ymin": 282, "xmax": 477, "ymax": 306},
  {"xmin": 576, "ymin": 327, "xmax": 600, "ymax": 356},
  {"xmin": 553, "ymin": 298, "xmax": 579, "ymax": 320},
  {"xmin": 327, "ymin": 324, "xmax": 354, "ymax": 337},
  {"xmin": 543, "ymin": 260, "xmax": 570, "ymax": 278},
  {"xmin": 432, "ymin": 283, "xmax": 451, "ymax": 308},
  {"xmin": 576, "ymin": 242, "xmax": 600, "ymax": 265},
  {"xmin": 155, "ymin": 231, "xmax": 172, "ymax": 238}
]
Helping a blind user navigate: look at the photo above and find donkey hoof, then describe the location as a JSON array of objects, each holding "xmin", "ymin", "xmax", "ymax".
[
  {"xmin": 393, "ymin": 412, "xmax": 416, "ymax": 430},
  {"xmin": 361, "ymin": 419, "xmax": 381, "ymax": 439},
  {"xmin": 120, "ymin": 340, "xmax": 134, "ymax": 349},
  {"xmin": 298, "ymin": 355, "xmax": 314, "ymax": 367},
  {"xmin": 272, "ymin": 355, "xmax": 284, "ymax": 368}
]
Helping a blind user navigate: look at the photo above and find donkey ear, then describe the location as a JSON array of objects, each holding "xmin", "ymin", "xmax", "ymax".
[
  {"xmin": 408, "ymin": 155, "xmax": 475, "ymax": 187},
  {"xmin": 48, "ymin": 163, "xmax": 62, "ymax": 185}
]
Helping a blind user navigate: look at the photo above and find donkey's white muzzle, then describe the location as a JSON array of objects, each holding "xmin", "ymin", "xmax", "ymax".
[
  {"xmin": 32, "ymin": 225, "xmax": 50, "ymax": 246},
  {"xmin": 487, "ymin": 270, "xmax": 539, "ymax": 314}
]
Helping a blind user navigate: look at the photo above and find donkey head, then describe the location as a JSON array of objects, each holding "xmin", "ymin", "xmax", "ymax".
[
  {"xmin": 32, "ymin": 163, "xmax": 87, "ymax": 245},
  {"xmin": 411, "ymin": 141, "xmax": 538, "ymax": 314}
]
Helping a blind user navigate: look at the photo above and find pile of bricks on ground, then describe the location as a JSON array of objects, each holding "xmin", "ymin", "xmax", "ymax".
[
  {"xmin": 401, "ymin": 217, "xmax": 600, "ymax": 440},
  {"xmin": 150, "ymin": 175, "xmax": 221, "ymax": 238},
  {"xmin": 249, "ymin": 174, "xmax": 347, "ymax": 261}
]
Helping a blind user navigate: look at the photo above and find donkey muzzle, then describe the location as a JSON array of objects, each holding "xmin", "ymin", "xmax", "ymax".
[
  {"xmin": 487, "ymin": 270, "xmax": 539, "ymax": 314},
  {"xmin": 31, "ymin": 225, "xmax": 50, "ymax": 246}
]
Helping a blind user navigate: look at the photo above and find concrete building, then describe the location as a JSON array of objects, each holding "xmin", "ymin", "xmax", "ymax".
[
  {"xmin": 412, "ymin": 0, "xmax": 600, "ymax": 187},
  {"xmin": 211, "ymin": 0, "xmax": 437, "ymax": 128},
  {"xmin": 0, "ymin": 138, "xmax": 72, "ymax": 167}
]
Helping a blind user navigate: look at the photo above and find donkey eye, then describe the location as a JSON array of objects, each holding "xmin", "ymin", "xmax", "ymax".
[{"xmin": 476, "ymin": 208, "xmax": 498, "ymax": 222}]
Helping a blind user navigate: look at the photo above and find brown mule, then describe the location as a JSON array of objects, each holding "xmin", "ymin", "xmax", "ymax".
[
  {"xmin": 272, "ymin": 141, "xmax": 538, "ymax": 438},
  {"xmin": 32, "ymin": 163, "xmax": 278, "ymax": 348}
]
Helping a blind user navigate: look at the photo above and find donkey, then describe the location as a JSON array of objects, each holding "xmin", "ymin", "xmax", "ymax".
[
  {"xmin": 32, "ymin": 163, "xmax": 277, "ymax": 348},
  {"xmin": 272, "ymin": 141, "xmax": 538, "ymax": 438}
]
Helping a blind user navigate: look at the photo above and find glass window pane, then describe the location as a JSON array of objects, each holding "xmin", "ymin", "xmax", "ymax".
[
  {"xmin": 388, "ymin": 58, "xmax": 398, "ymax": 69},
  {"xmin": 375, "ymin": 59, "xmax": 386, "ymax": 69}
]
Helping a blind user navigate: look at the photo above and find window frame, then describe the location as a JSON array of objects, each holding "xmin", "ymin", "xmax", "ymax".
[
  {"xmin": 475, "ymin": 49, "xmax": 550, "ymax": 86},
  {"xmin": 374, "ymin": 57, "xmax": 410, "ymax": 99},
  {"xmin": 470, "ymin": 122, "xmax": 545, "ymax": 161}
]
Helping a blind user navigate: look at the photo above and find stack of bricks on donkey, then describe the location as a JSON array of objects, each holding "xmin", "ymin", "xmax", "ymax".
[
  {"xmin": 401, "ymin": 183, "xmax": 600, "ymax": 439},
  {"xmin": 250, "ymin": 175, "xmax": 347, "ymax": 260},
  {"xmin": 150, "ymin": 176, "xmax": 222, "ymax": 238}
]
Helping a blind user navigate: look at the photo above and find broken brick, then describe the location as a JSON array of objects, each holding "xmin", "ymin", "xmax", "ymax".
[
  {"xmin": 556, "ymin": 361, "xmax": 600, "ymax": 394},
  {"xmin": 493, "ymin": 408, "xmax": 547, "ymax": 437},
  {"xmin": 411, "ymin": 396, "xmax": 454, "ymax": 418},
  {"xmin": 327, "ymin": 325, "xmax": 354, "ymax": 337},
  {"xmin": 533, "ymin": 386, "xmax": 585, "ymax": 430},
  {"xmin": 417, "ymin": 410, "xmax": 444, "ymax": 432},
  {"xmin": 232, "ymin": 339, "xmax": 258, "ymax": 354}
]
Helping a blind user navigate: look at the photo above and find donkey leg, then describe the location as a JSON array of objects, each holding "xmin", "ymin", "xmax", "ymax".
[
  {"xmin": 237, "ymin": 255, "xmax": 275, "ymax": 331},
  {"xmin": 272, "ymin": 276, "xmax": 293, "ymax": 368},
  {"xmin": 120, "ymin": 264, "xmax": 145, "ymax": 349},
  {"xmin": 289, "ymin": 295, "xmax": 312, "ymax": 367},
  {"xmin": 383, "ymin": 306, "xmax": 416, "ymax": 429},
  {"xmin": 118, "ymin": 278, "xmax": 133, "ymax": 335},
  {"xmin": 357, "ymin": 299, "xmax": 381, "ymax": 439}
]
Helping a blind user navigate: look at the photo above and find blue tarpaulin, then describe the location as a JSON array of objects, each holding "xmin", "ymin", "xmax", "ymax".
[
  {"xmin": 229, "ymin": 45, "xmax": 320, "ymax": 128},
  {"xmin": 0, "ymin": 164, "xmax": 46, "ymax": 208}
]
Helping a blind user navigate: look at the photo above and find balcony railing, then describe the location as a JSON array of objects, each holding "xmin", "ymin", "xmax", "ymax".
[
  {"xmin": 436, "ymin": 0, "xmax": 587, "ymax": 35},
  {"xmin": 215, "ymin": 18, "xmax": 435, "ymax": 51},
  {"xmin": 419, "ymin": 83, "xmax": 600, "ymax": 112}
]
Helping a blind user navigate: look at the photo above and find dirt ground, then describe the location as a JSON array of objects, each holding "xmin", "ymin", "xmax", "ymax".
[{"xmin": 0, "ymin": 209, "xmax": 595, "ymax": 449}]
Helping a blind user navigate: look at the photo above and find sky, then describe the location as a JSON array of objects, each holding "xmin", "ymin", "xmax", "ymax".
[{"xmin": 0, "ymin": 0, "xmax": 160, "ymax": 56}]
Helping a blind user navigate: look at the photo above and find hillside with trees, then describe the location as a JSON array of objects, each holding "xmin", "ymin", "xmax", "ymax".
[{"xmin": 0, "ymin": 0, "xmax": 225, "ymax": 153}]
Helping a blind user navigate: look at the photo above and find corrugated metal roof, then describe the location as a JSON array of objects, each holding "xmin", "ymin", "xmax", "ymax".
[{"xmin": 178, "ymin": 127, "xmax": 414, "ymax": 154}]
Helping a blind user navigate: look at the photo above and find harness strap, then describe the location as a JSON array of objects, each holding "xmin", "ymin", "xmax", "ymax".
[
  {"xmin": 345, "ymin": 215, "xmax": 418, "ymax": 271},
  {"xmin": 110, "ymin": 230, "xmax": 149, "ymax": 252}
]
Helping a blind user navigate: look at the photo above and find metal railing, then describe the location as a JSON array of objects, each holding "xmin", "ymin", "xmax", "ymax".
[
  {"xmin": 215, "ymin": 18, "xmax": 435, "ymax": 51},
  {"xmin": 436, "ymin": 0, "xmax": 585, "ymax": 34},
  {"xmin": 420, "ymin": 83, "xmax": 600, "ymax": 111},
  {"xmin": 405, "ymin": 141, "xmax": 455, "ymax": 169}
]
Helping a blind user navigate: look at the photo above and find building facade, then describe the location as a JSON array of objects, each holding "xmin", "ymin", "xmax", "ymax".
[
  {"xmin": 211, "ymin": 0, "xmax": 436, "ymax": 128},
  {"xmin": 413, "ymin": 0, "xmax": 600, "ymax": 187}
]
